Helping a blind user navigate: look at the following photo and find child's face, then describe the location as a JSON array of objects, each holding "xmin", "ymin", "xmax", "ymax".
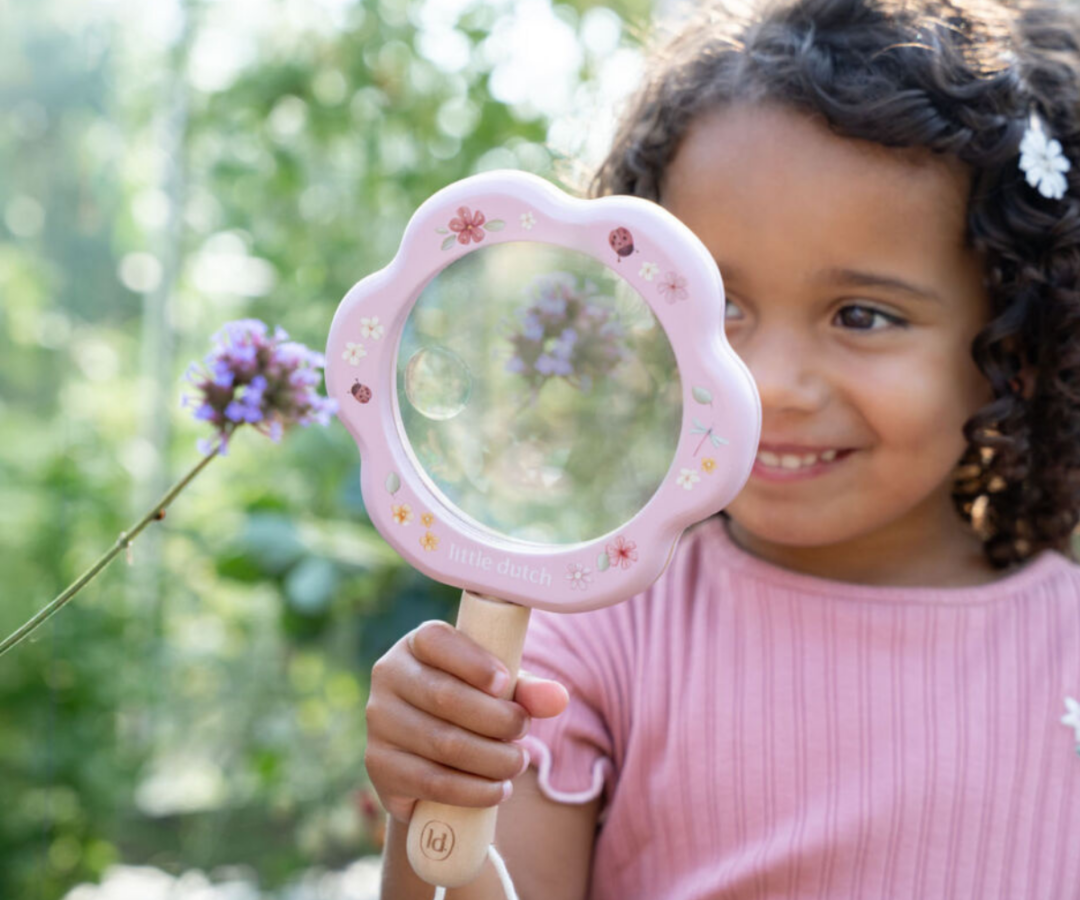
[{"xmin": 661, "ymin": 103, "xmax": 991, "ymax": 552}]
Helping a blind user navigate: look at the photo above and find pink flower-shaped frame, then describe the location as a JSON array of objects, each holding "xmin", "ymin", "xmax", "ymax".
[{"xmin": 326, "ymin": 170, "xmax": 760, "ymax": 613}]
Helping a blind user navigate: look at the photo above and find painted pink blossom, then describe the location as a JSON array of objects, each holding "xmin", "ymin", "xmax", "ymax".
[
  {"xmin": 657, "ymin": 271, "xmax": 689, "ymax": 303},
  {"xmin": 606, "ymin": 535, "xmax": 638, "ymax": 570},
  {"xmin": 449, "ymin": 206, "xmax": 486, "ymax": 245}
]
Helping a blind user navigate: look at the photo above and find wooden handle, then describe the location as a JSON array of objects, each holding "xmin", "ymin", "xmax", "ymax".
[{"xmin": 407, "ymin": 590, "xmax": 532, "ymax": 888}]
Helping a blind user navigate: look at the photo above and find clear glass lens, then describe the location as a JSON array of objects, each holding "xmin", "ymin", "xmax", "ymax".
[{"xmin": 397, "ymin": 241, "xmax": 682, "ymax": 545}]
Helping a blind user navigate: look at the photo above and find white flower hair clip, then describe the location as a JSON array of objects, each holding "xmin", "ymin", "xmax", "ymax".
[{"xmin": 1019, "ymin": 113, "xmax": 1071, "ymax": 200}]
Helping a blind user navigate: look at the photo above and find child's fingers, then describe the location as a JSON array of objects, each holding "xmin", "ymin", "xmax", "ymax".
[
  {"xmin": 365, "ymin": 744, "xmax": 513, "ymax": 814},
  {"xmin": 394, "ymin": 661, "xmax": 530, "ymax": 742},
  {"xmin": 514, "ymin": 670, "xmax": 570, "ymax": 719},
  {"xmin": 406, "ymin": 621, "xmax": 511, "ymax": 696},
  {"xmin": 370, "ymin": 697, "xmax": 529, "ymax": 783}
]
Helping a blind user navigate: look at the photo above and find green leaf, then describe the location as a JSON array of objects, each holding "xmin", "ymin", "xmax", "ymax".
[
  {"xmin": 386, "ymin": 472, "xmax": 401, "ymax": 494},
  {"xmin": 435, "ymin": 227, "xmax": 449, "ymax": 234},
  {"xmin": 597, "ymin": 552, "xmax": 610, "ymax": 572},
  {"xmin": 692, "ymin": 386, "xmax": 713, "ymax": 405},
  {"xmin": 483, "ymin": 219, "xmax": 505, "ymax": 231},
  {"xmin": 238, "ymin": 514, "xmax": 306, "ymax": 576},
  {"xmin": 441, "ymin": 234, "xmax": 459, "ymax": 251},
  {"xmin": 284, "ymin": 556, "xmax": 339, "ymax": 614},
  {"xmin": 215, "ymin": 553, "xmax": 264, "ymax": 582}
]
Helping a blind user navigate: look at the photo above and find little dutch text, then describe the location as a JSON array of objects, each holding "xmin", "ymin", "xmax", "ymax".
[{"xmin": 447, "ymin": 543, "xmax": 552, "ymax": 587}]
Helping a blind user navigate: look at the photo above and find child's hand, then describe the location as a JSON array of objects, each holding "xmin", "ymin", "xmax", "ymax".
[{"xmin": 364, "ymin": 619, "xmax": 569, "ymax": 824}]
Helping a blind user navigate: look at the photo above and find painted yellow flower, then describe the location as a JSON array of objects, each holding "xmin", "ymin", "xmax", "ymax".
[
  {"xmin": 391, "ymin": 503, "xmax": 413, "ymax": 525},
  {"xmin": 701, "ymin": 457, "xmax": 717, "ymax": 474},
  {"xmin": 420, "ymin": 531, "xmax": 439, "ymax": 551},
  {"xmin": 421, "ymin": 512, "xmax": 435, "ymax": 527}
]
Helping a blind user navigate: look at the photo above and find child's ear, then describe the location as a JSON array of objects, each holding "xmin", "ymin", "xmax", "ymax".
[
  {"xmin": 1000, "ymin": 336, "xmax": 1035, "ymax": 400},
  {"xmin": 1011, "ymin": 365, "xmax": 1037, "ymax": 400}
]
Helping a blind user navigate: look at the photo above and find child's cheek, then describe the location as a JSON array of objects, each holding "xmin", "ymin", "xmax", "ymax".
[{"xmin": 846, "ymin": 340, "xmax": 985, "ymax": 466}]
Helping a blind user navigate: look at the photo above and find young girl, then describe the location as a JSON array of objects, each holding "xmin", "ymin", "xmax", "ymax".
[{"xmin": 363, "ymin": 0, "xmax": 1080, "ymax": 896}]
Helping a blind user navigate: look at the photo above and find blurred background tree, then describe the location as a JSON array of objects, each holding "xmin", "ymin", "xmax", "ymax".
[{"xmin": 0, "ymin": 0, "xmax": 654, "ymax": 896}]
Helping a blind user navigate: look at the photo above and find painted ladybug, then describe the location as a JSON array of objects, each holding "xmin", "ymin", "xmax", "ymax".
[
  {"xmin": 608, "ymin": 227, "xmax": 635, "ymax": 260},
  {"xmin": 351, "ymin": 381, "xmax": 372, "ymax": 404}
]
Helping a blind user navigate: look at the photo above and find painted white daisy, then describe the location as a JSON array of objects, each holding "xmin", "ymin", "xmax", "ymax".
[
  {"xmin": 565, "ymin": 562, "xmax": 592, "ymax": 590},
  {"xmin": 520, "ymin": 211, "xmax": 536, "ymax": 230},
  {"xmin": 639, "ymin": 261, "xmax": 660, "ymax": 282},
  {"xmin": 675, "ymin": 467, "xmax": 700, "ymax": 491},
  {"xmin": 359, "ymin": 316, "xmax": 384, "ymax": 340},
  {"xmin": 1019, "ymin": 116, "xmax": 1071, "ymax": 200},
  {"xmin": 1062, "ymin": 696, "xmax": 1080, "ymax": 742},
  {"xmin": 342, "ymin": 342, "xmax": 366, "ymax": 365}
]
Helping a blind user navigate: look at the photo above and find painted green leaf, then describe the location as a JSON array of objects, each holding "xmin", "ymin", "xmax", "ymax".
[
  {"xmin": 692, "ymin": 386, "xmax": 713, "ymax": 405},
  {"xmin": 435, "ymin": 226, "xmax": 449, "ymax": 234},
  {"xmin": 385, "ymin": 472, "xmax": 401, "ymax": 494},
  {"xmin": 441, "ymin": 235, "xmax": 458, "ymax": 251},
  {"xmin": 597, "ymin": 552, "xmax": 610, "ymax": 572},
  {"xmin": 483, "ymin": 219, "xmax": 505, "ymax": 231}
]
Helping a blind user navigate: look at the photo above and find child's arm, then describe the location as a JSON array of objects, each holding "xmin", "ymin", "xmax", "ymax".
[
  {"xmin": 492, "ymin": 766, "xmax": 601, "ymax": 899},
  {"xmin": 367, "ymin": 620, "xmax": 593, "ymax": 899}
]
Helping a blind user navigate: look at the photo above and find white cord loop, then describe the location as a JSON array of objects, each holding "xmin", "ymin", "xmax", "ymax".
[{"xmin": 432, "ymin": 844, "xmax": 519, "ymax": 900}]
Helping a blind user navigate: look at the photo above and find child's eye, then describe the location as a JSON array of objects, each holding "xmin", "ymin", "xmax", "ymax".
[
  {"xmin": 833, "ymin": 304, "xmax": 905, "ymax": 331},
  {"xmin": 724, "ymin": 299, "xmax": 745, "ymax": 321}
]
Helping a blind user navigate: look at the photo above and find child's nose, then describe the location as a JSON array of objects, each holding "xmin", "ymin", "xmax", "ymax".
[{"xmin": 737, "ymin": 328, "xmax": 829, "ymax": 415}]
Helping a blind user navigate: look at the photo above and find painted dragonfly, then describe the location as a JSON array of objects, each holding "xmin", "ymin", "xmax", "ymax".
[{"xmin": 692, "ymin": 418, "xmax": 729, "ymax": 456}]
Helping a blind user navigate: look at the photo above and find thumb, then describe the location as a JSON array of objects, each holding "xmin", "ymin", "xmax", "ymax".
[{"xmin": 513, "ymin": 670, "xmax": 569, "ymax": 719}]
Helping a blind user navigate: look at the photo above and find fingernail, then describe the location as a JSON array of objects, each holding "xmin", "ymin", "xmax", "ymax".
[
  {"xmin": 517, "ymin": 749, "xmax": 531, "ymax": 776},
  {"xmin": 489, "ymin": 668, "xmax": 510, "ymax": 696},
  {"xmin": 501, "ymin": 780, "xmax": 514, "ymax": 802},
  {"xmin": 515, "ymin": 718, "xmax": 531, "ymax": 740}
]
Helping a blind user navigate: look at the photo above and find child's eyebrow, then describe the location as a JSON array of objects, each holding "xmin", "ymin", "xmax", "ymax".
[
  {"xmin": 716, "ymin": 261, "xmax": 943, "ymax": 304},
  {"xmin": 815, "ymin": 267, "xmax": 943, "ymax": 303}
]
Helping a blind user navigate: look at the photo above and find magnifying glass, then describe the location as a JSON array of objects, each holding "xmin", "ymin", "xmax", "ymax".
[{"xmin": 326, "ymin": 170, "xmax": 760, "ymax": 889}]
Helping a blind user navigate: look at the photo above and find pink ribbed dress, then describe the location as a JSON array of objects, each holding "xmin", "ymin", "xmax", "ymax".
[{"xmin": 519, "ymin": 518, "xmax": 1080, "ymax": 899}]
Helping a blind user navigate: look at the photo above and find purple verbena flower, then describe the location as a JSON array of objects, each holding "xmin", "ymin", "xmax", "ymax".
[
  {"xmin": 182, "ymin": 318, "xmax": 338, "ymax": 454},
  {"xmin": 537, "ymin": 295, "xmax": 567, "ymax": 317},
  {"xmin": 552, "ymin": 328, "xmax": 577, "ymax": 360},
  {"xmin": 535, "ymin": 353, "xmax": 573, "ymax": 376},
  {"xmin": 506, "ymin": 272, "xmax": 628, "ymax": 393},
  {"xmin": 211, "ymin": 359, "xmax": 235, "ymax": 388},
  {"xmin": 521, "ymin": 314, "xmax": 544, "ymax": 342}
]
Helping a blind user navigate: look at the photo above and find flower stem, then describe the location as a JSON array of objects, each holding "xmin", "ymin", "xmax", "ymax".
[{"xmin": 0, "ymin": 439, "xmax": 225, "ymax": 659}]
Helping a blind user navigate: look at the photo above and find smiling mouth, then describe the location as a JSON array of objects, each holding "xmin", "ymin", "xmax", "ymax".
[{"xmin": 752, "ymin": 446, "xmax": 855, "ymax": 479}]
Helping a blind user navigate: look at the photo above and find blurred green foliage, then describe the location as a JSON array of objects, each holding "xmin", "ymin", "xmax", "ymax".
[{"xmin": 0, "ymin": 0, "xmax": 651, "ymax": 896}]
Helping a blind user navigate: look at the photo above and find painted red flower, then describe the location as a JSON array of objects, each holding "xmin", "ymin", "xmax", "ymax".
[
  {"xmin": 449, "ymin": 206, "xmax": 486, "ymax": 245},
  {"xmin": 606, "ymin": 535, "xmax": 638, "ymax": 570}
]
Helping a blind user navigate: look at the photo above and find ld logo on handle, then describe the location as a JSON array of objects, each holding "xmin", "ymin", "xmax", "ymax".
[{"xmin": 420, "ymin": 820, "xmax": 456, "ymax": 861}]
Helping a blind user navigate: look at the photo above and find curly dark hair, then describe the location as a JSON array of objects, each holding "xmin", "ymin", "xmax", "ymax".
[{"xmin": 592, "ymin": 0, "xmax": 1080, "ymax": 567}]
